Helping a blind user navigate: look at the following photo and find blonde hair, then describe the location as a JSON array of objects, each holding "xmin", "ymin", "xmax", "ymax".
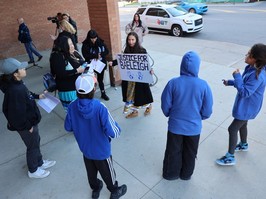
[{"xmin": 59, "ymin": 19, "xmax": 76, "ymax": 34}]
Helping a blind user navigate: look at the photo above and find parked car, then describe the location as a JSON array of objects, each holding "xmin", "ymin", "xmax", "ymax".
[
  {"xmin": 166, "ymin": 0, "xmax": 208, "ymax": 14},
  {"xmin": 137, "ymin": 4, "xmax": 203, "ymax": 37}
]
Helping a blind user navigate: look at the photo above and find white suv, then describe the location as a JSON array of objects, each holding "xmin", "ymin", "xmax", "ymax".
[{"xmin": 137, "ymin": 4, "xmax": 203, "ymax": 37}]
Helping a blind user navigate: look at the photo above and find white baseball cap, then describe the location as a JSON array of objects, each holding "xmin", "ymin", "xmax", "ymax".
[{"xmin": 75, "ymin": 74, "xmax": 95, "ymax": 94}]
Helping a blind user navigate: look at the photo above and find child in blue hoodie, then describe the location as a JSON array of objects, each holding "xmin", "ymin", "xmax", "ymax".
[
  {"xmin": 64, "ymin": 74, "xmax": 127, "ymax": 199},
  {"xmin": 161, "ymin": 51, "xmax": 213, "ymax": 180},
  {"xmin": 216, "ymin": 43, "xmax": 266, "ymax": 166}
]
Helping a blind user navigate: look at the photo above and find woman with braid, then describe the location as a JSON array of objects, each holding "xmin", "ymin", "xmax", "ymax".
[{"xmin": 216, "ymin": 43, "xmax": 266, "ymax": 166}]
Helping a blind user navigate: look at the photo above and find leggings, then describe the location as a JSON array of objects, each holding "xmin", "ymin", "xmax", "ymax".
[
  {"xmin": 228, "ymin": 119, "xmax": 248, "ymax": 154},
  {"xmin": 95, "ymin": 70, "xmax": 105, "ymax": 91}
]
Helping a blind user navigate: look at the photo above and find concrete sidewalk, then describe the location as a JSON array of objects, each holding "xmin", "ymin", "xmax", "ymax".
[{"xmin": 1, "ymin": 32, "xmax": 266, "ymax": 199}]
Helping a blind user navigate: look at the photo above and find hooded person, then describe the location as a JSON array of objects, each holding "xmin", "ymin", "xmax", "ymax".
[
  {"xmin": 161, "ymin": 51, "xmax": 213, "ymax": 181},
  {"xmin": 64, "ymin": 74, "xmax": 127, "ymax": 199}
]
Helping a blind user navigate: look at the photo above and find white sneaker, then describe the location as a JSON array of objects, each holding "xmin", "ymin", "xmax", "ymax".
[
  {"xmin": 28, "ymin": 167, "xmax": 50, "ymax": 179},
  {"xmin": 39, "ymin": 160, "xmax": 56, "ymax": 170}
]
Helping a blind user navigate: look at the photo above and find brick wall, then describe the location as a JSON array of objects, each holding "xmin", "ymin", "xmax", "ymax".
[{"xmin": 0, "ymin": 0, "xmax": 91, "ymax": 59}]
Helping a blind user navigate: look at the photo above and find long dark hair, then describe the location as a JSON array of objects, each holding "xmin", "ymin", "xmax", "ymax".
[
  {"xmin": 53, "ymin": 36, "xmax": 70, "ymax": 57},
  {"xmin": 83, "ymin": 29, "xmax": 104, "ymax": 47},
  {"xmin": 131, "ymin": 13, "xmax": 142, "ymax": 27},
  {"xmin": 250, "ymin": 43, "xmax": 266, "ymax": 78},
  {"xmin": 124, "ymin": 32, "xmax": 143, "ymax": 54}
]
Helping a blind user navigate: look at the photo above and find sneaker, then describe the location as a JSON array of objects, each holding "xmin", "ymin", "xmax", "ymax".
[
  {"xmin": 28, "ymin": 167, "xmax": 50, "ymax": 179},
  {"xmin": 39, "ymin": 160, "xmax": 56, "ymax": 170},
  {"xmin": 92, "ymin": 180, "xmax": 103, "ymax": 199},
  {"xmin": 216, "ymin": 154, "xmax": 236, "ymax": 166},
  {"xmin": 110, "ymin": 184, "xmax": 127, "ymax": 199},
  {"xmin": 235, "ymin": 142, "xmax": 248, "ymax": 152},
  {"xmin": 144, "ymin": 105, "xmax": 152, "ymax": 116},
  {"xmin": 37, "ymin": 56, "xmax": 43, "ymax": 62},
  {"xmin": 125, "ymin": 111, "xmax": 138, "ymax": 119},
  {"xmin": 123, "ymin": 105, "xmax": 130, "ymax": 114},
  {"xmin": 28, "ymin": 60, "xmax": 35, "ymax": 64}
]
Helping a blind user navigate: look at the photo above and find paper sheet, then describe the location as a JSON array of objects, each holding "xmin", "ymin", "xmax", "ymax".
[
  {"xmin": 37, "ymin": 93, "xmax": 60, "ymax": 113},
  {"xmin": 89, "ymin": 59, "xmax": 106, "ymax": 73}
]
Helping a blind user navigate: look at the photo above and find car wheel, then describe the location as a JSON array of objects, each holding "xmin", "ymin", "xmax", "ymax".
[
  {"xmin": 189, "ymin": 8, "xmax": 196, "ymax": 13},
  {"xmin": 171, "ymin": 25, "xmax": 183, "ymax": 37}
]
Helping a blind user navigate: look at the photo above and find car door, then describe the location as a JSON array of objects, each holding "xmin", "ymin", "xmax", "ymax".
[{"xmin": 144, "ymin": 8, "xmax": 171, "ymax": 30}]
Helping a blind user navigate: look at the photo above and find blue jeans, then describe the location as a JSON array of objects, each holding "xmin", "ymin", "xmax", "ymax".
[{"xmin": 24, "ymin": 42, "xmax": 42, "ymax": 62}]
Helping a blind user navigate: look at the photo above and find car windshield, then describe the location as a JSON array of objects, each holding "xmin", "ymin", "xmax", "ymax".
[{"xmin": 166, "ymin": 6, "xmax": 187, "ymax": 17}]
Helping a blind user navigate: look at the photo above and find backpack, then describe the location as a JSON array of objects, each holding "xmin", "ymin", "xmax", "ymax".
[{"xmin": 43, "ymin": 73, "xmax": 57, "ymax": 92}]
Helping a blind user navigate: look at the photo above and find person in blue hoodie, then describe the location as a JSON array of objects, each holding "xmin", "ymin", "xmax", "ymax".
[
  {"xmin": 216, "ymin": 43, "xmax": 266, "ymax": 166},
  {"xmin": 161, "ymin": 51, "xmax": 213, "ymax": 181},
  {"xmin": 64, "ymin": 74, "xmax": 127, "ymax": 199}
]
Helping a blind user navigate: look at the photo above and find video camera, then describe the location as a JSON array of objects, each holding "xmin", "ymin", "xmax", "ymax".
[
  {"xmin": 47, "ymin": 13, "xmax": 62, "ymax": 28},
  {"xmin": 47, "ymin": 16, "xmax": 59, "ymax": 24}
]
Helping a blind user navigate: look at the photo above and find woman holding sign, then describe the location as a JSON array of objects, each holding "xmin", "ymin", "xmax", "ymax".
[
  {"xmin": 110, "ymin": 32, "xmax": 154, "ymax": 118},
  {"xmin": 82, "ymin": 29, "xmax": 110, "ymax": 101}
]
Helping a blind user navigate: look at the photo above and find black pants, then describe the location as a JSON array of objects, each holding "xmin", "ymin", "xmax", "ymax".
[
  {"xmin": 163, "ymin": 131, "xmax": 200, "ymax": 179},
  {"xmin": 228, "ymin": 119, "xmax": 248, "ymax": 154},
  {"xmin": 95, "ymin": 70, "xmax": 105, "ymax": 91},
  {"xmin": 17, "ymin": 125, "xmax": 43, "ymax": 173},
  {"xmin": 83, "ymin": 155, "xmax": 118, "ymax": 192}
]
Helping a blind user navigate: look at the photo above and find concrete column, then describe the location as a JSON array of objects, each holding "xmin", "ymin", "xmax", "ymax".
[{"xmin": 87, "ymin": 0, "xmax": 122, "ymax": 86}]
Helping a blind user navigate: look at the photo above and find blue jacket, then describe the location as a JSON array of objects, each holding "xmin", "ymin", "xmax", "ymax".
[
  {"xmin": 18, "ymin": 23, "xmax": 32, "ymax": 43},
  {"xmin": 161, "ymin": 51, "xmax": 213, "ymax": 136},
  {"xmin": 228, "ymin": 65, "xmax": 266, "ymax": 120},
  {"xmin": 64, "ymin": 98, "xmax": 121, "ymax": 160}
]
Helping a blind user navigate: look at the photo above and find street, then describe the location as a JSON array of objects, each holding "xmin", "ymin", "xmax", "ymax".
[{"xmin": 119, "ymin": 1, "xmax": 266, "ymax": 46}]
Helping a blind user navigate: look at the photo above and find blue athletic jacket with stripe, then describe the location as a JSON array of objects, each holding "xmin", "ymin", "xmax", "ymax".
[{"xmin": 65, "ymin": 98, "xmax": 121, "ymax": 160}]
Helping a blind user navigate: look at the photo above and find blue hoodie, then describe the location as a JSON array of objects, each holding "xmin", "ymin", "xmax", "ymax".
[
  {"xmin": 227, "ymin": 65, "xmax": 266, "ymax": 120},
  {"xmin": 64, "ymin": 98, "xmax": 121, "ymax": 160},
  {"xmin": 161, "ymin": 51, "xmax": 213, "ymax": 136}
]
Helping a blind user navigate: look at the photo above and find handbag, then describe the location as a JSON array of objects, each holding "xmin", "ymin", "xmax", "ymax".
[{"xmin": 43, "ymin": 73, "xmax": 57, "ymax": 92}]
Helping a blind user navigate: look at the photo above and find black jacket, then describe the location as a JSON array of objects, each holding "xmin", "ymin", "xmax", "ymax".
[
  {"xmin": 18, "ymin": 23, "xmax": 32, "ymax": 43},
  {"xmin": 81, "ymin": 39, "xmax": 109, "ymax": 71},
  {"xmin": 1, "ymin": 80, "xmax": 41, "ymax": 131},
  {"xmin": 50, "ymin": 51, "xmax": 80, "ymax": 92}
]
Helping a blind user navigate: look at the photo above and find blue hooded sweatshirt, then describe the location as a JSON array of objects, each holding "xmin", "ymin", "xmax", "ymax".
[
  {"xmin": 64, "ymin": 98, "xmax": 121, "ymax": 160},
  {"xmin": 227, "ymin": 65, "xmax": 266, "ymax": 120},
  {"xmin": 161, "ymin": 51, "xmax": 213, "ymax": 136}
]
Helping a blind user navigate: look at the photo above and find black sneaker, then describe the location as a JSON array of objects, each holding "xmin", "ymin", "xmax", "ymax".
[
  {"xmin": 92, "ymin": 180, "xmax": 103, "ymax": 199},
  {"xmin": 37, "ymin": 56, "xmax": 43, "ymax": 62},
  {"xmin": 110, "ymin": 184, "xmax": 127, "ymax": 199},
  {"xmin": 101, "ymin": 92, "xmax": 110, "ymax": 101},
  {"xmin": 28, "ymin": 60, "xmax": 35, "ymax": 64}
]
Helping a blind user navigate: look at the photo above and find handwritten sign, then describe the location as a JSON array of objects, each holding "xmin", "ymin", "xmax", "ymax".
[{"xmin": 116, "ymin": 53, "xmax": 153, "ymax": 84}]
